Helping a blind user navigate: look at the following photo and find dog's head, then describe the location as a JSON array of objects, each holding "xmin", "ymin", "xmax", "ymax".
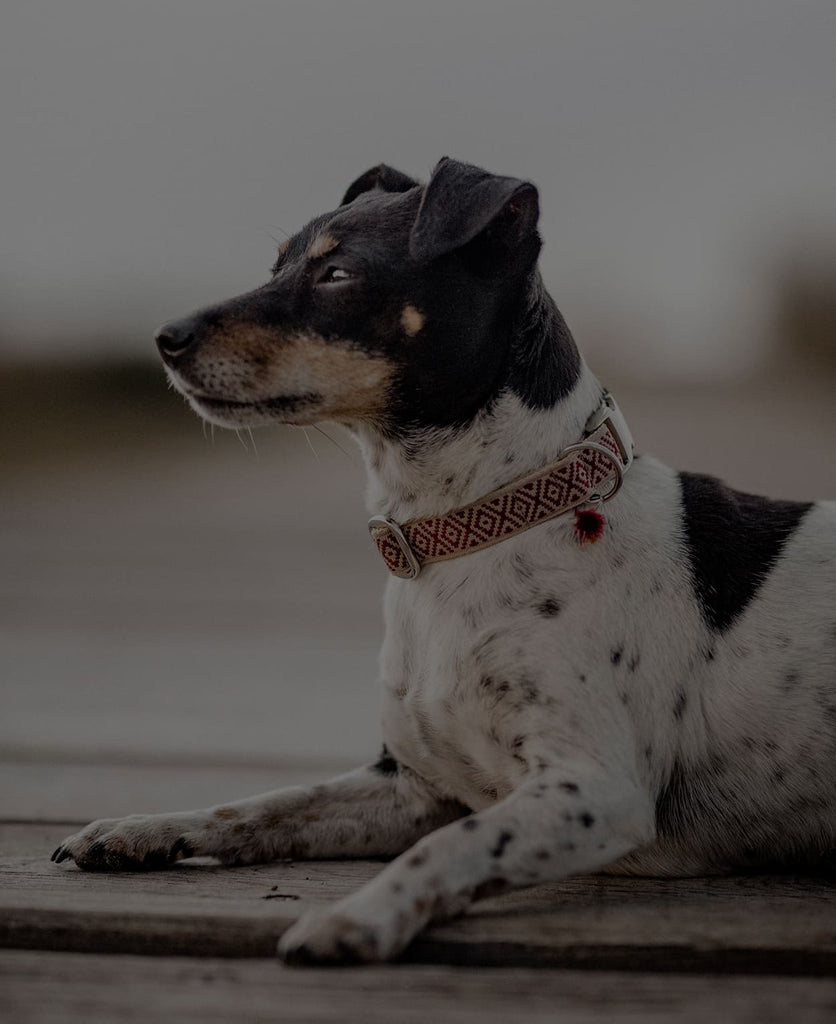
[{"xmin": 157, "ymin": 157, "xmax": 547, "ymax": 434}]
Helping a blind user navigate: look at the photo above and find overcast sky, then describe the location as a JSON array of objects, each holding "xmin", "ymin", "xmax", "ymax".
[{"xmin": 1, "ymin": 1, "xmax": 834, "ymax": 379}]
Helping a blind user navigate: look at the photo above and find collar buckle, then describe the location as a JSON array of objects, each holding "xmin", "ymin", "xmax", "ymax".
[{"xmin": 368, "ymin": 516, "xmax": 422, "ymax": 579}]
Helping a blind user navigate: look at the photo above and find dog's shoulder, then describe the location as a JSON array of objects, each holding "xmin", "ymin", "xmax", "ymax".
[{"xmin": 675, "ymin": 470, "xmax": 819, "ymax": 633}]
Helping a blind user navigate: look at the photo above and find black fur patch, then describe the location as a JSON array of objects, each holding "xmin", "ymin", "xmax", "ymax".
[
  {"xmin": 372, "ymin": 745, "xmax": 399, "ymax": 777},
  {"xmin": 678, "ymin": 473, "xmax": 812, "ymax": 633}
]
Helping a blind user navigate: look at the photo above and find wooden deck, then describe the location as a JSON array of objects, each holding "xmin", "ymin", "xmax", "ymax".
[
  {"xmin": 3, "ymin": 366, "xmax": 836, "ymax": 1021},
  {"xmin": 2, "ymin": 791, "xmax": 836, "ymax": 1021}
]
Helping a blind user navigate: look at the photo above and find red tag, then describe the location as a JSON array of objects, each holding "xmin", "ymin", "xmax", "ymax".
[{"xmin": 574, "ymin": 508, "xmax": 605, "ymax": 545}]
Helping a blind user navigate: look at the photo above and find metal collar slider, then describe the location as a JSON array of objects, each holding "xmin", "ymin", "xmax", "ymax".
[{"xmin": 368, "ymin": 516, "xmax": 422, "ymax": 579}]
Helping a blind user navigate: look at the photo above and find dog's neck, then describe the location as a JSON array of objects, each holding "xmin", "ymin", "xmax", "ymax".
[{"xmin": 353, "ymin": 362, "xmax": 604, "ymax": 523}]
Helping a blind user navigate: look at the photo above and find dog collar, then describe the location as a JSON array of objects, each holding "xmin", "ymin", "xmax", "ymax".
[{"xmin": 369, "ymin": 391, "xmax": 634, "ymax": 579}]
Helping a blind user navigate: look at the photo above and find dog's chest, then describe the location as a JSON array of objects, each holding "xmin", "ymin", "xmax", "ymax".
[
  {"xmin": 379, "ymin": 589, "xmax": 528, "ymax": 809},
  {"xmin": 376, "ymin": 535, "xmax": 630, "ymax": 809}
]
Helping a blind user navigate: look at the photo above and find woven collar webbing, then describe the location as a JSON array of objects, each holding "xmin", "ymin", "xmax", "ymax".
[{"xmin": 369, "ymin": 396, "xmax": 634, "ymax": 579}]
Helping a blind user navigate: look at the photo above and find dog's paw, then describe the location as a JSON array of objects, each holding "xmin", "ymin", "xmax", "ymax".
[
  {"xmin": 51, "ymin": 814, "xmax": 202, "ymax": 871},
  {"xmin": 278, "ymin": 907, "xmax": 399, "ymax": 966}
]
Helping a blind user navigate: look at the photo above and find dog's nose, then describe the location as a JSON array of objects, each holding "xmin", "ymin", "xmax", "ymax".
[{"xmin": 155, "ymin": 320, "xmax": 197, "ymax": 359}]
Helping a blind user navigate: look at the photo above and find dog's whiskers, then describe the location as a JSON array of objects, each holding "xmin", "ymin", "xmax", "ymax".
[
  {"xmin": 312, "ymin": 424, "xmax": 353, "ymax": 460},
  {"xmin": 246, "ymin": 427, "xmax": 259, "ymax": 457},
  {"xmin": 234, "ymin": 428, "xmax": 253, "ymax": 454},
  {"xmin": 300, "ymin": 426, "xmax": 320, "ymax": 462}
]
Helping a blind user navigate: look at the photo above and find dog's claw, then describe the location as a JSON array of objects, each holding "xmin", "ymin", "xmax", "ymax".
[{"xmin": 51, "ymin": 846, "xmax": 68, "ymax": 863}]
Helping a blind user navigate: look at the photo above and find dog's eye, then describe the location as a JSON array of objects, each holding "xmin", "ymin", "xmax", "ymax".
[{"xmin": 317, "ymin": 266, "xmax": 354, "ymax": 286}]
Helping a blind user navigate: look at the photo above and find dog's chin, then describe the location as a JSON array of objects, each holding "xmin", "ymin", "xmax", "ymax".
[{"xmin": 185, "ymin": 392, "xmax": 321, "ymax": 429}]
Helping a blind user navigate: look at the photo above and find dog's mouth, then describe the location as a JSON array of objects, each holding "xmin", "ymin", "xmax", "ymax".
[{"xmin": 185, "ymin": 391, "xmax": 321, "ymax": 427}]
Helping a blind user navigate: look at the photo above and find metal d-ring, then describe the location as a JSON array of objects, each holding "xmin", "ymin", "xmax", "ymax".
[{"xmin": 560, "ymin": 442, "xmax": 624, "ymax": 502}]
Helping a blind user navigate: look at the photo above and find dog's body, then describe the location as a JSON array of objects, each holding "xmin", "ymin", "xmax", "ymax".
[{"xmin": 53, "ymin": 159, "xmax": 836, "ymax": 964}]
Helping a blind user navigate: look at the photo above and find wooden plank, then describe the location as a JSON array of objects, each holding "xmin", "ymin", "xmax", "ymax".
[
  {"xmin": 2, "ymin": 951, "xmax": 836, "ymax": 1024},
  {"xmin": 2, "ymin": 824, "xmax": 835, "ymax": 973}
]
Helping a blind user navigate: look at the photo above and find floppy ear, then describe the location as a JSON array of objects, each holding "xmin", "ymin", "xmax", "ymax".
[
  {"xmin": 341, "ymin": 164, "xmax": 419, "ymax": 205},
  {"xmin": 409, "ymin": 157, "xmax": 539, "ymax": 263}
]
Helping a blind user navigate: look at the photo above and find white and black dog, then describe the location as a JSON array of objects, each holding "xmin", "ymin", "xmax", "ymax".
[{"xmin": 53, "ymin": 158, "xmax": 836, "ymax": 964}]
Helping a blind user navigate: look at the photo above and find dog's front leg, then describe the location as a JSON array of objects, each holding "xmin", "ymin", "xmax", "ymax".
[
  {"xmin": 278, "ymin": 767, "xmax": 655, "ymax": 965},
  {"xmin": 52, "ymin": 757, "xmax": 466, "ymax": 871}
]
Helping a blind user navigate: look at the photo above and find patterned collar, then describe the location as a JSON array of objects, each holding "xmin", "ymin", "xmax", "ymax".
[{"xmin": 369, "ymin": 392, "xmax": 634, "ymax": 579}]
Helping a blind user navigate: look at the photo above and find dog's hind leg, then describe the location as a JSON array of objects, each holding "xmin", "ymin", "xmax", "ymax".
[
  {"xmin": 51, "ymin": 754, "xmax": 466, "ymax": 871},
  {"xmin": 278, "ymin": 766, "xmax": 655, "ymax": 964}
]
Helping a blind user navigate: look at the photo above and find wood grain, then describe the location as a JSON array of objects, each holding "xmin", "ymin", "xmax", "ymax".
[
  {"xmin": 3, "ymin": 950, "xmax": 836, "ymax": 1024},
  {"xmin": 2, "ymin": 824, "xmax": 834, "ymax": 973}
]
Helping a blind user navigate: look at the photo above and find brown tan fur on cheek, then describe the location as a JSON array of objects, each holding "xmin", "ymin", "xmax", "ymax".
[{"xmin": 279, "ymin": 334, "xmax": 395, "ymax": 422}]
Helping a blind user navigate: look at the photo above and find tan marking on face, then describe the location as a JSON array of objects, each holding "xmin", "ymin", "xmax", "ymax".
[
  {"xmin": 277, "ymin": 239, "xmax": 290, "ymax": 257},
  {"xmin": 400, "ymin": 303, "xmax": 425, "ymax": 337},
  {"xmin": 280, "ymin": 333, "xmax": 394, "ymax": 422},
  {"xmin": 185, "ymin": 323, "xmax": 395, "ymax": 426},
  {"xmin": 307, "ymin": 233, "xmax": 339, "ymax": 260}
]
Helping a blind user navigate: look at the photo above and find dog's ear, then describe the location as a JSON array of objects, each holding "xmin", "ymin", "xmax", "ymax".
[
  {"xmin": 341, "ymin": 164, "xmax": 419, "ymax": 205},
  {"xmin": 410, "ymin": 157, "xmax": 539, "ymax": 263}
]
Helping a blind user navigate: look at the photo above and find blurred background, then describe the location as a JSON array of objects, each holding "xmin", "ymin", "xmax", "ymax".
[{"xmin": 2, "ymin": 1, "xmax": 835, "ymax": 820}]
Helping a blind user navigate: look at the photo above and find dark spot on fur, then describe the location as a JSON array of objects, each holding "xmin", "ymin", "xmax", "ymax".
[
  {"xmin": 407, "ymin": 849, "xmax": 429, "ymax": 868},
  {"xmin": 537, "ymin": 597, "xmax": 561, "ymax": 617},
  {"xmin": 535, "ymin": 848, "xmax": 551, "ymax": 860},
  {"xmin": 519, "ymin": 677, "xmax": 539, "ymax": 702},
  {"xmin": 783, "ymin": 669, "xmax": 800, "ymax": 690},
  {"xmin": 644, "ymin": 744, "xmax": 653, "ymax": 761},
  {"xmin": 512, "ymin": 553, "xmax": 535, "ymax": 580},
  {"xmin": 559, "ymin": 782, "xmax": 580, "ymax": 794},
  {"xmin": 443, "ymin": 474, "xmax": 455, "ymax": 487},
  {"xmin": 579, "ymin": 812, "xmax": 595, "ymax": 828},
  {"xmin": 611, "ymin": 647, "xmax": 623, "ymax": 666},
  {"xmin": 561, "ymin": 841, "xmax": 577, "ymax": 852},
  {"xmin": 579, "ymin": 673, "xmax": 587, "ymax": 683},
  {"xmin": 490, "ymin": 830, "xmax": 514, "ymax": 858},
  {"xmin": 462, "ymin": 818, "xmax": 479, "ymax": 831},
  {"xmin": 627, "ymin": 654, "xmax": 641, "ymax": 672},
  {"xmin": 619, "ymin": 691, "xmax": 630, "ymax": 706},
  {"xmin": 673, "ymin": 691, "xmax": 688, "ymax": 720},
  {"xmin": 391, "ymin": 881, "xmax": 403, "ymax": 893},
  {"xmin": 704, "ymin": 646, "xmax": 716, "ymax": 662},
  {"xmin": 372, "ymin": 745, "xmax": 399, "ymax": 777}
]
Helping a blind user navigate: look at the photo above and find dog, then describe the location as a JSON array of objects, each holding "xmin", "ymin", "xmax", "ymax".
[{"xmin": 52, "ymin": 158, "xmax": 836, "ymax": 965}]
